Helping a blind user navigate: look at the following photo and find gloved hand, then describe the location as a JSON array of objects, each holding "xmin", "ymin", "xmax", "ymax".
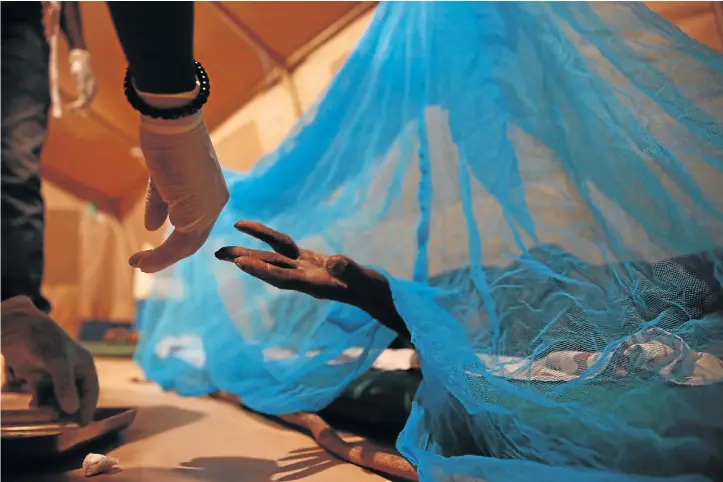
[
  {"xmin": 214, "ymin": 221, "xmax": 411, "ymax": 341},
  {"xmin": 68, "ymin": 49, "xmax": 96, "ymax": 113},
  {"xmin": 1, "ymin": 296, "xmax": 100, "ymax": 426},
  {"xmin": 128, "ymin": 108, "xmax": 229, "ymax": 274}
]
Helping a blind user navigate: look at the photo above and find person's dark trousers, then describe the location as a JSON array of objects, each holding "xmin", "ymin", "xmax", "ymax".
[{"xmin": 1, "ymin": 19, "xmax": 52, "ymax": 314}]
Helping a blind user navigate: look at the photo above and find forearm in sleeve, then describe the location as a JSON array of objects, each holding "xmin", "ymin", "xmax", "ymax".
[{"xmin": 106, "ymin": 1, "xmax": 196, "ymax": 95}]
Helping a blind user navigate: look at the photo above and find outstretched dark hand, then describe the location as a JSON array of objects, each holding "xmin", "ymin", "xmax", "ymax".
[{"xmin": 214, "ymin": 221, "xmax": 410, "ymax": 341}]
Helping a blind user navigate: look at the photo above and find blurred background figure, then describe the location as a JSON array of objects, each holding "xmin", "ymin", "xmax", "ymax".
[{"xmin": 1, "ymin": 1, "xmax": 96, "ymax": 314}]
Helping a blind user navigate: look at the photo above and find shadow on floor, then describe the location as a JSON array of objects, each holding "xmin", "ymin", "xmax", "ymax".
[
  {"xmin": 2, "ymin": 431, "xmax": 124, "ymax": 481},
  {"xmin": 4, "ymin": 447, "xmax": 377, "ymax": 482},
  {"xmin": 121, "ymin": 404, "xmax": 206, "ymax": 444},
  {"xmin": 3, "ymin": 405, "xmax": 206, "ymax": 481},
  {"xmin": 174, "ymin": 449, "xmax": 352, "ymax": 482}
]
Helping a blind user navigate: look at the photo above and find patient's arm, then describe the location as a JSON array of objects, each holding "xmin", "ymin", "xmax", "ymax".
[{"xmin": 215, "ymin": 221, "xmax": 411, "ymax": 342}]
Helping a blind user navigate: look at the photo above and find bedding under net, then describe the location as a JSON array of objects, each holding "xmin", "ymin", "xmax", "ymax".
[{"xmin": 135, "ymin": 2, "xmax": 723, "ymax": 481}]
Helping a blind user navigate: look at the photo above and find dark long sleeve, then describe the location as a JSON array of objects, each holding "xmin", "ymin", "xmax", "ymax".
[{"xmin": 106, "ymin": 2, "xmax": 196, "ymax": 94}]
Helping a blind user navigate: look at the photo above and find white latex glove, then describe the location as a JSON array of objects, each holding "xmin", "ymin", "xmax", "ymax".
[
  {"xmin": 1, "ymin": 296, "xmax": 100, "ymax": 426},
  {"xmin": 68, "ymin": 49, "xmax": 96, "ymax": 113},
  {"xmin": 128, "ymin": 107, "xmax": 229, "ymax": 274}
]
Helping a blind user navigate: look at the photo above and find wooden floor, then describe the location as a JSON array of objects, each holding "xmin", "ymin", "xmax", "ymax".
[{"xmin": 3, "ymin": 358, "xmax": 388, "ymax": 482}]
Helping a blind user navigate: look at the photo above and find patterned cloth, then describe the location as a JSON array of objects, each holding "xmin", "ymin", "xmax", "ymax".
[{"xmin": 469, "ymin": 327, "xmax": 723, "ymax": 386}]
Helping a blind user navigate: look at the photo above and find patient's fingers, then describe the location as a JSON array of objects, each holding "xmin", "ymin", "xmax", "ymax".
[
  {"xmin": 233, "ymin": 221, "xmax": 300, "ymax": 259},
  {"xmin": 233, "ymin": 256, "xmax": 306, "ymax": 290},
  {"xmin": 215, "ymin": 247, "xmax": 297, "ymax": 269}
]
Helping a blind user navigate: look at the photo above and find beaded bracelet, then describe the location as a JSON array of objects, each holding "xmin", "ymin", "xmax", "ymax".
[{"xmin": 123, "ymin": 60, "xmax": 210, "ymax": 120}]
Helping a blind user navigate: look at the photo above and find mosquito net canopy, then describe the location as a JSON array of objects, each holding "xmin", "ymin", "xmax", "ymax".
[{"xmin": 135, "ymin": 2, "xmax": 723, "ymax": 481}]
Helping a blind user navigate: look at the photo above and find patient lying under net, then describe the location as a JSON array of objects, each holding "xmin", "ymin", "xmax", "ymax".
[
  {"xmin": 214, "ymin": 220, "xmax": 723, "ymax": 386},
  {"xmin": 214, "ymin": 220, "xmax": 723, "ymax": 473}
]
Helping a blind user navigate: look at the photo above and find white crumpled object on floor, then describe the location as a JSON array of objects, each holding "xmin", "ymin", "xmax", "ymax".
[{"xmin": 82, "ymin": 453, "xmax": 120, "ymax": 477}]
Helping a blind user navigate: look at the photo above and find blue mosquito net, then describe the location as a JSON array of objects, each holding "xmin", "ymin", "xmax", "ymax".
[{"xmin": 134, "ymin": 2, "xmax": 723, "ymax": 481}]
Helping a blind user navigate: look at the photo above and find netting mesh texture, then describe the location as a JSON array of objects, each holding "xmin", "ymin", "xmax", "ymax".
[{"xmin": 136, "ymin": 2, "xmax": 723, "ymax": 481}]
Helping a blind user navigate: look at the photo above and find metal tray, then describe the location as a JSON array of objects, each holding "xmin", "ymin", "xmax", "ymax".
[{"xmin": 1, "ymin": 407, "xmax": 137, "ymax": 458}]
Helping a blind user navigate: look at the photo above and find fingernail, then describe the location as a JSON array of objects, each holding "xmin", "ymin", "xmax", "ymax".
[{"xmin": 129, "ymin": 250, "xmax": 151, "ymax": 268}]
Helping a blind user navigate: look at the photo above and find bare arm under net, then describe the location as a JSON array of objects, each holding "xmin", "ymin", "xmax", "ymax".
[{"xmin": 215, "ymin": 221, "xmax": 412, "ymax": 343}]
